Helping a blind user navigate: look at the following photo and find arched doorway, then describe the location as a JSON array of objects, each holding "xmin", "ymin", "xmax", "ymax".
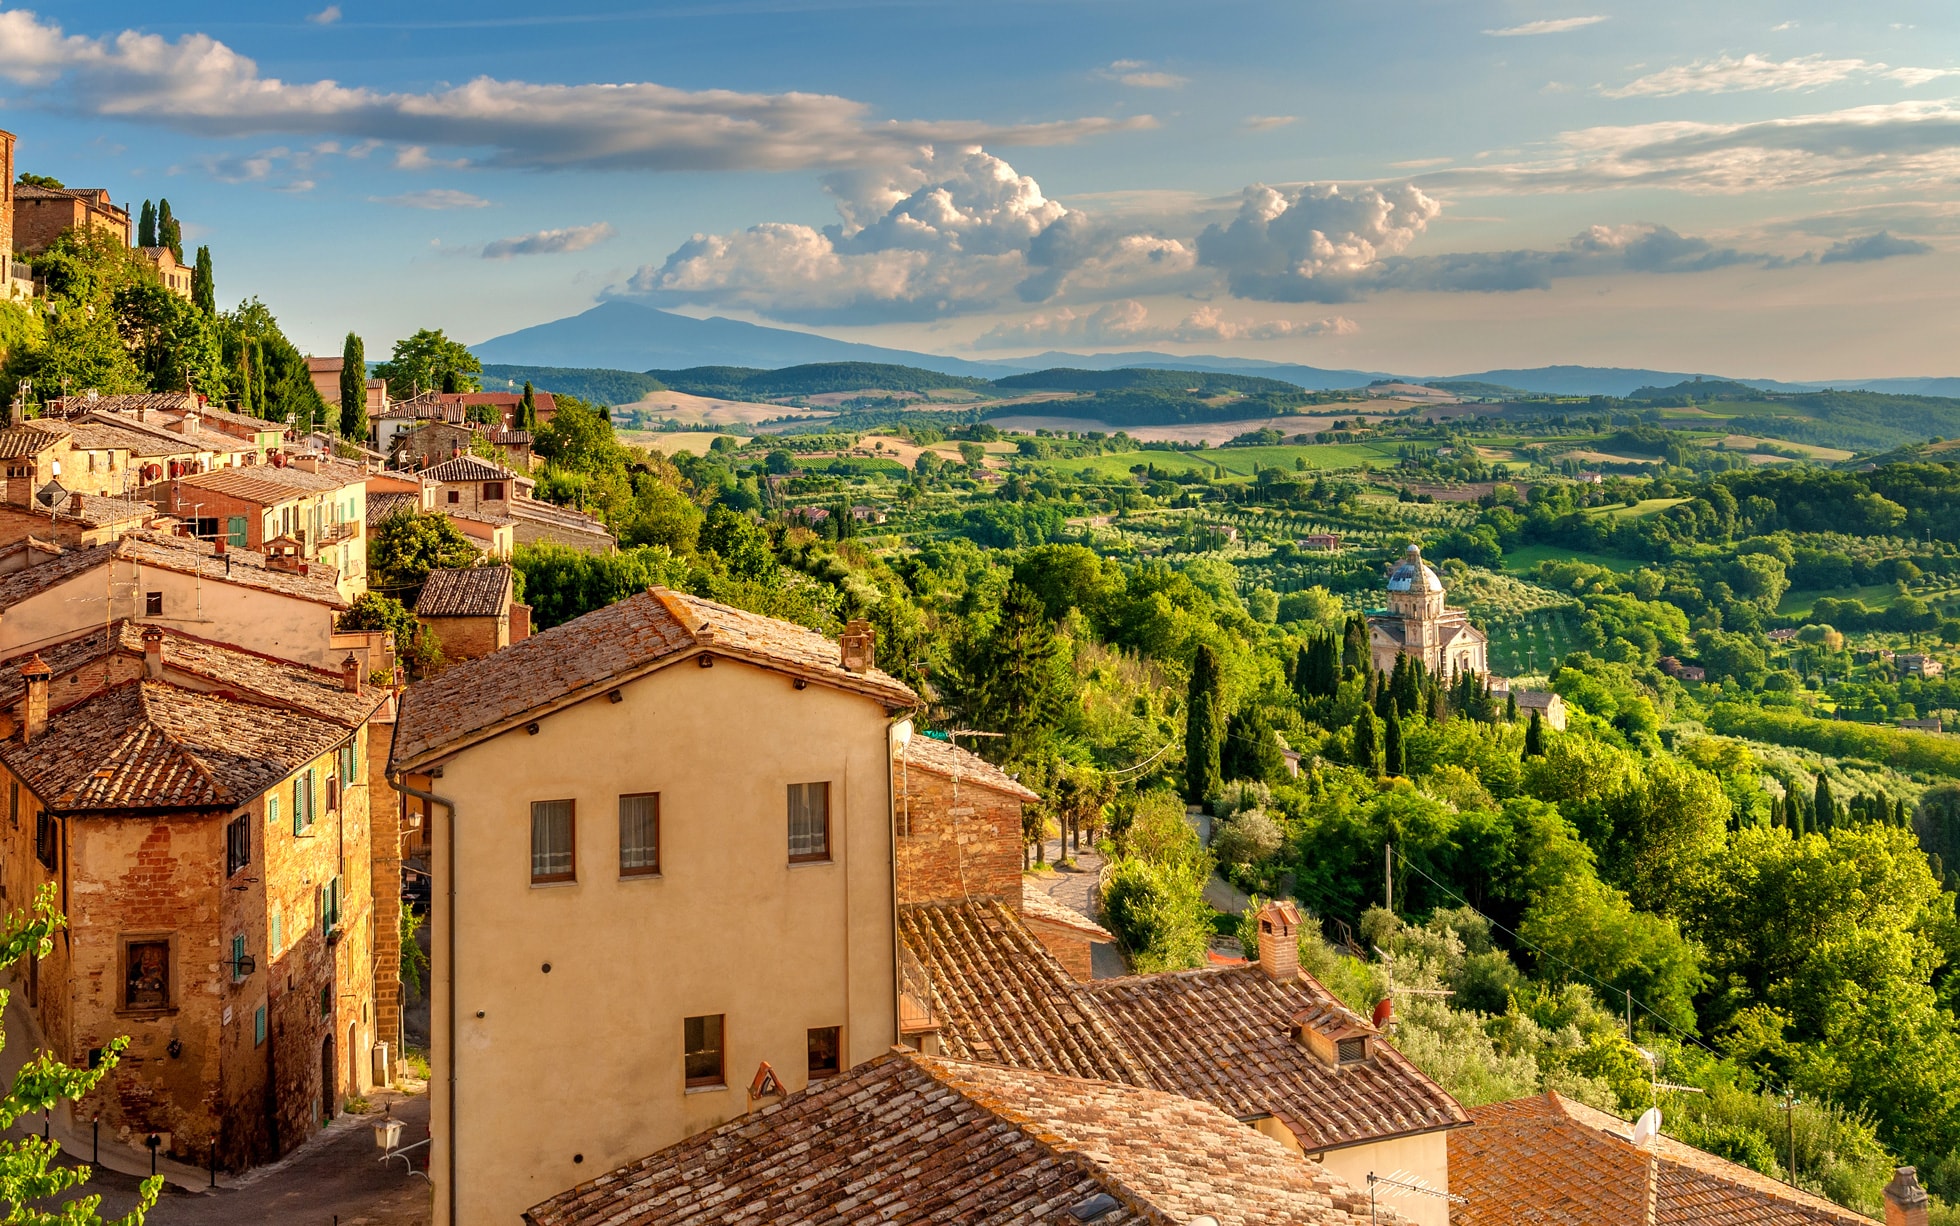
[{"xmin": 320, "ymin": 1034, "xmax": 336, "ymax": 1123}]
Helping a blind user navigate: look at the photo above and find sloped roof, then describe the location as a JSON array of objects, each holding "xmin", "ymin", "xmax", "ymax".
[
  {"xmin": 391, "ymin": 587, "xmax": 916, "ymax": 768},
  {"xmin": 190, "ymin": 405, "xmax": 288, "ymax": 434},
  {"xmin": 1020, "ymin": 882, "xmax": 1116, "ymax": 941},
  {"xmin": 175, "ymin": 463, "xmax": 357, "ymax": 504},
  {"xmin": 1080, "ymin": 964, "xmax": 1470, "ymax": 1153},
  {"xmin": 416, "ymin": 566, "xmax": 512, "ymax": 618},
  {"xmin": 0, "ymin": 680, "xmax": 353, "ymax": 814},
  {"xmin": 0, "ymin": 533, "xmax": 346, "ymax": 611},
  {"xmin": 421, "ymin": 454, "xmax": 522, "ymax": 483},
  {"xmin": 508, "ymin": 498, "xmax": 613, "ymax": 539},
  {"xmin": 0, "ymin": 423, "xmax": 69, "ymax": 458},
  {"xmin": 523, "ymin": 1050, "xmax": 1401, "ymax": 1226},
  {"xmin": 1451, "ymin": 1093, "xmax": 1872, "ymax": 1225},
  {"xmin": 900, "ymin": 900, "xmax": 1150, "ymax": 1085},
  {"xmin": 903, "ymin": 733, "xmax": 1040, "ymax": 801},
  {"xmin": 367, "ymin": 491, "xmax": 421, "ymax": 522}
]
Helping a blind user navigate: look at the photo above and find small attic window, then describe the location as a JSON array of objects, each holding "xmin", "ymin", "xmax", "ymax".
[{"xmin": 1336, "ymin": 1036, "xmax": 1370, "ymax": 1065}]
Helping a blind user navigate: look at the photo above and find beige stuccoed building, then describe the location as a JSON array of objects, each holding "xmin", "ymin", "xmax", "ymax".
[{"xmin": 388, "ymin": 588, "xmax": 916, "ymax": 1225}]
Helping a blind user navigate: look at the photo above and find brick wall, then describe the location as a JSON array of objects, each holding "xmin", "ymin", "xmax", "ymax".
[
  {"xmin": 424, "ymin": 612, "xmax": 507, "ymax": 664},
  {"xmin": 1022, "ymin": 916, "xmax": 1096, "ymax": 981},
  {"xmin": 368, "ymin": 717, "xmax": 405, "ymax": 1069},
  {"xmin": 893, "ymin": 762, "xmax": 1024, "ymax": 910}
]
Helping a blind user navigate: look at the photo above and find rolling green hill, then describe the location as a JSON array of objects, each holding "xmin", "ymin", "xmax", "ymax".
[
  {"xmin": 650, "ymin": 363, "xmax": 992, "ymax": 399},
  {"xmin": 985, "ymin": 388, "xmax": 1310, "ymax": 428},
  {"xmin": 479, "ymin": 364, "xmax": 666, "ymax": 406},
  {"xmin": 991, "ymin": 367, "xmax": 1305, "ymax": 396}
]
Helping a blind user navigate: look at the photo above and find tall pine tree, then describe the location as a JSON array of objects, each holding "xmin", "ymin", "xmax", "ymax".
[
  {"xmin": 1813, "ymin": 774, "xmax": 1836, "ymax": 831},
  {"xmin": 157, "ymin": 199, "xmax": 183, "ymax": 262},
  {"xmin": 1522, "ymin": 709, "xmax": 1546, "ymax": 758},
  {"xmin": 1384, "ymin": 707, "xmax": 1405, "ymax": 777},
  {"xmin": 1184, "ymin": 643, "xmax": 1224, "ymax": 803},
  {"xmin": 976, "ymin": 581, "xmax": 1073, "ymax": 762},
  {"xmin": 137, "ymin": 200, "xmax": 157, "ymax": 249},
  {"xmin": 519, "ymin": 380, "xmax": 538, "ymax": 430},
  {"xmin": 1354, "ymin": 706, "xmax": 1380, "ymax": 776},
  {"xmin": 339, "ymin": 332, "xmax": 367, "ymax": 440},
  {"xmin": 191, "ymin": 246, "xmax": 215, "ymax": 314}
]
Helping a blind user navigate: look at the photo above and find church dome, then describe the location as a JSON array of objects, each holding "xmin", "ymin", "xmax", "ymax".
[{"xmin": 1387, "ymin": 544, "xmax": 1444, "ymax": 594}]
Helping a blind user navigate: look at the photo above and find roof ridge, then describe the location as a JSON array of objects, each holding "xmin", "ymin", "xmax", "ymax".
[
  {"xmin": 647, "ymin": 585, "xmax": 710, "ymax": 643},
  {"xmin": 133, "ymin": 680, "xmax": 230, "ymax": 803}
]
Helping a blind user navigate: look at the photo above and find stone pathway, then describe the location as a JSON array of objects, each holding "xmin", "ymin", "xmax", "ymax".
[{"xmin": 1030, "ymin": 836, "xmax": 1128, "ymax": 978}]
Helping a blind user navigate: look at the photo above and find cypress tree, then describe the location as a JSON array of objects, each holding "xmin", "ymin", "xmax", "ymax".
[
  {"xmin": 1506, "ymin": 691, "xmax": 1518, "ymax": 722},
  {"xmin": 1354, "ymin": 706, "xmax": 1379, "ymax": 776},
  {"xmin": 1522, "ymin": 709, "xmax": 1546, "ymax": 758},
  {"xmin": 519, "ymin": 381, "xmax": 538, "ymax": 430},
  {"xmin": 192, "ymin": 246, "xmax": 215, "ymax": 314},
  {"xmin": 1384, "ymin": 708, "xmax": 1405, "ymax": 777},
  {"xmin": 137, "ymin": 200, "xmax": 157, "ymax": 249},
  {"xmin": 157, "ymin": 198, "xmax": 182, "ymax": 261},
  {"xmin": 1184, "ymin": 644, "xmax": 1224, "ymax": 804},
  {"xmin": 1342, "ymin": 616, "xmax": 1369, "ymax": 676},
  {"xmin": 339, "ymin": 332, "xmax": 367, "ymax": 440},
  {"xmin": 1813, "ymin": 774, "xmax": 1836, "ymax": 831},
  {"xmin": 1428, "ymin": 680, "xmax": 1447, "ymax": 723},
  {"xmin": 1292, "ymin": 643, "xmax": 1312, "ymax": 704}
]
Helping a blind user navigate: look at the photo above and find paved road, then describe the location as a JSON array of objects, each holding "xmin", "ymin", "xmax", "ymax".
[
  {"xmin": 29, "ymin": 1089, "xmax": 432, "ymax": 1226},
  {"xmin": 1031, "ymin": 836, "xmax": 1129, "ymax": 978}
]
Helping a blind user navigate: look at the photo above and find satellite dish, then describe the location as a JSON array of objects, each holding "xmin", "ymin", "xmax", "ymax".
[{"xmin": 1631, "ymin": 1107, "xmax": 1662, "ymax": 1148}]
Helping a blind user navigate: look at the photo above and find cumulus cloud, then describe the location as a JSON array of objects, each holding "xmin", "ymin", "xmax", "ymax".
[
  {"xmin": 371, "ymin": 188, "xmax": 490, "ymax": 209},
  {"xmin": 307, "ymin": 5, "xmax": 341, "ymax": 25},
  {"xmin": 1243, "ymin": 115, "xmax": 1297, "ymax": 131},
  {"xmin": 972, "ymin": 300, "xmax": 1356, "ymax": 349},
  {"xmin": 1421, "ymin": 99, "xmax": 1960, "ymax": 194},
  {"xmin": 1605, "ymin": 53, "xmax": 1957, "ymax": 98},
  {"xmin": 0, "ymin": 8, "xmax": 1153, "ymax": 172},
  {"xmin": 481, "ymin": 222, "xmax": 615, "ymax": 259},
  {"xmin": 1098, "ymin": 59, "xmax": 1187, "ymax": 88},
  {"xmin": 1818, "ymin": 230, "xmax": 1933, "ymax": 263},
  {"xmin": 1485, "ymin": 16, "xmax": 1607, "ymax": 36},
  {"xmin": 1194, "ymin": 183, "xmax": 1441, "ymax": 301}
]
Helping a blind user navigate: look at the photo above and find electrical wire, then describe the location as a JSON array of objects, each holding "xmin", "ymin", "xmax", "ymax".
[{"xmin": 1392, "ymin": 848, "xmax": 1726, "ymax": 1062}]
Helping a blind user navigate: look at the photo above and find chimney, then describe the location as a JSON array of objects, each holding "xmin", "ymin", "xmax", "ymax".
[
  {"xmin": 840, "ymin": 619, "xmax": 875, "ymax": 673},
  {"xmin": 19, "ymin": 655, "xmax": 49, "ymax": 743},
  {"xmin": 213, "ymin": 535, "xmax": 225, "ymax": 556},
  {"xmin": 1886, "ymin": 1168, "xmax": 1931, "ymax": 1226},
  {"xmin": 341, "ymin": 652, "xmax": 363, "ymax": 695},
  {"xmin": 1255, "ymin": 899, "xmax": 1301, "ymax": 982},
  {"xmin": 141, "ymin": 625, "xmax": 164, "ymax": 680}
]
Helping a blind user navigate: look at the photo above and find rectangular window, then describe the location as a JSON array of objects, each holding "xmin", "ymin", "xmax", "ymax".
[
  {"xmin": 34, "ymin": 810, "xmax": 56, "ymax": 871},
  {"xmin": 226, "ymin": 516, "xmax": 248, "ymax": 548},
  {"xmin": 254, "ymin": 1005, "xmax": 267, "ymax": 1046},
  {"xmin": 619, "ymin": 793, "xmax": 660, "ymax": 877},
  {"xmin": 225, "ymin": 812, "xmax": 250, "ymax": 877},
  {"xmin": 530, "ymin": 800, "xmax": 575, "ymax": 883},
  {"xmin": 319, "ymin": 877, "xmax": 342, "ymax": 935},
  {"xmin": 326, "ymin": 773, "xmax": 341, "ymax": 813},
  {"xmin": 123, "ymin": 938, "xmax": 170, "ymax": 1011},
  {"xmin": 230, "ymin": 934, "xmax": 248, "ymax": 983},
  {"xmin": 144, "ymin": 591, "xmax": 163, "ymax": 617},
  {"xmin": 483, "ymin": 482, "xmax": 505, "ymax": 501},
  {"xmin": 808, "ymin": 1026, "xmax": 841, "ymax": 1079},
  {"xmin": 339, "ymin": 742, "xmax": 358, "ymax": 785},
  {"xmin": 684, "ymin": 1014, "xmax": 724, "ymax": 1087},
  {"xmin": 269, "ymin": 908, "xmax": 282, "ymax": 958},
  {"xmin": 294, "ymin": 769, "xmax": 315, "ymax": 834},
  {"xmin": 318, "ymin": 984, "xmax": 330, "ymax": 1018},
  {"xmin": 446, "ymin": 489, "xmax": 460, "ymax": 504},
  {"xmin": 787, "ymin": 782, "xmax": 830, "ymax": 863},
  {"xmin": 268, "ymin": 793, "xmax": 280, "ymax": 828}
]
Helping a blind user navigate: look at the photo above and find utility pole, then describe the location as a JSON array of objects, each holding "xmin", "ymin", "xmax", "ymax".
[{"xmin": 1384, "ymin": 844, "xmax": 1393, "ymax": 916}]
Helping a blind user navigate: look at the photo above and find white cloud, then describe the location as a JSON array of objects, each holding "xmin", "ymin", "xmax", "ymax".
[
  {"xmin": 0, "ymin": 8, "xmax": 1154, "ymax": 172},
  {"xmin": 307, "ymin": 5, "xmax": 341, "ymax": 25},
  {"xmin": 1097, "ymin": 59, "xmax": 1187, "ymax": 88},
  {"xmin": 1422, "ymin": 99, "xmax": 1960, "ymax": 194},
  {"xmin": 1604, "ymin": 53, "xmax": 1956, "ymax": 99},
  {"xmin": 1243, "ymin": 115, "xmax": 1297, "ymax": 131},
  {"xmin": 972, "ymin": 300, "xmax": 1356, "ymax": 348},
  {"xmin": 1485, "ymin": 16, "xmax": 1607, "ymax": 36},
  {"xmin": 371, "ymin": 188, "xmax": 490, "ymax": 210},
  {"xmin": 1194, "ymin": 183, "xmax": 1442, "ymax": 299},
  {"xmin": 481, "ymin": 222, "xmax": 615, "ymax": 259}
]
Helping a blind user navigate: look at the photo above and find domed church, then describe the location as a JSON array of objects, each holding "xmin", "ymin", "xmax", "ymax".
[{"xmin": 1367, "ymin": 543, "xmax": 1488, "ymax": 680}]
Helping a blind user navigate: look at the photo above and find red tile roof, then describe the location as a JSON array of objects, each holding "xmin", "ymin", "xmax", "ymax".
[
  {"xmin": 1020, "ymin": 882, "xmax": 1115, "ymax": 941},
  {"xmin": 1451, "ymin": 1093, "xmax": 1873, "ymax": 1225},
  {"xmin": 0, "ymin": 533, "xmax": 347, "ymax": 611},
  {"xmin": 416, "ymin": 566, "xmax": 512, "ymax": 618},
  {"xmin": 903, "ymin": 733, "xmax": 1040, "ymax": 801},
  {"xmin": 523, "ymin": 1050, "xmax": 1404, "ymax": 1226},
  {"xmin": 1081, "ymin": 964, "xmax": 1469, "ymax": 1153},
  {"xmin": 421, "ymin": 454, "xmax": 524, "ymax": 484},
  {"xmin": 391, "ymin": 587, "xmax": 915, "ymax": 769}
]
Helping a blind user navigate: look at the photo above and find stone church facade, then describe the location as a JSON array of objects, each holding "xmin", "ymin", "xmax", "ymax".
[{"xmin": 1367, "ymin": 544, "xmax": 1488, "ymax": 680}]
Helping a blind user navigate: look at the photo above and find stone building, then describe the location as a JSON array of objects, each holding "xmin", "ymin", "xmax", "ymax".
[
  {"xmin": 134, "ymin": 246, "xmax": 192, "ymax": 298},
  {"xmin": 893, "ymin": 733, "xmax": 1036, "ymax": 908},
  {"xmin": 389, "ymin": 588, "xmax": 918, "ymax": 1225},
  {"xmin": 168, "ymin": 459, "xmax": 369, "ymax": 600},
  {"xmin": 0, "ymin": 623, "xmax": 388, "ymax": 1168},
  {"xmin": 1367, "ymin": 543, "xmax": 1488, "ymax": 681},
  {"xmin": 303, "ymin": 357, "xmax": 389, "ymax": 423},
  {"xmin": 12, "ymin": 182, "xmax": 130, "ymax": 254},
  {"xmin": 414, "ymin": 565, "xmax": 526, "ymax": 663},
  {"xmin": 421, "ymin": 453, "xmax": 615, "ymax": 554}
]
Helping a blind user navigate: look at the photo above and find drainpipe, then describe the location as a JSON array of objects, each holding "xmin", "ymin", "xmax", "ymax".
[
  {"xmin": 886, "ymin": 712, "xmax": 913, "ymax": 1052},
  {"xmin": 387, "ymin": 770, "xmax": 455, "ymax": 1226}
]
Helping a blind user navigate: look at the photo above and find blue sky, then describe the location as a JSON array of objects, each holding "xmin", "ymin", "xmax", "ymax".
[{"xmin": 4, "ymin": 0, "xmax": 1958, "ymax": 376}]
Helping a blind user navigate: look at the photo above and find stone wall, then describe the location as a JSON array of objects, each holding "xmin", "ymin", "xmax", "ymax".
[
  {"xmin": 424, "ymin": 612, "xmax": 507, "ymax": 664},
  {"xmin": 893, "ymin": 762, "xmax": 1024, "ymax": 911}
]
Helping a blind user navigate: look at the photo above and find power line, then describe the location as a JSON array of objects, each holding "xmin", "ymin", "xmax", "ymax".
[{"xmin": 1392, "ymin": 848, "xmax": 1725, "ymax": 1062}]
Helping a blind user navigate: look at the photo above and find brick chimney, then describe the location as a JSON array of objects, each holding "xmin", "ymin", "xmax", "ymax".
[
  {"xmin": 1886, "ymin": 1168, "xmax": 1930, "ymax": 1226},
  {"xmin": 142, "ymin": 625, "xmax": 164, "ymax": 680},
  {"xmin": 341, "ymin": 652, "xmax": 363, "ymax": 695},
  {"xmin": 19, "ymin": 655, "xmax": 49, "ymax": 743},
  {"xmin": 840, "ymin": 619, "xmax": 875, "ymax": 673},
  {"xmin": 1255, "ymin": 899, "xmax": 1302, "ymax": 982}
]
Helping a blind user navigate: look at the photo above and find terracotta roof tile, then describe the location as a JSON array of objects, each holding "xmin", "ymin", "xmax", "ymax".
[
  {"xmin": 416, "ymin": 566, "xmax": 512, "ymax": 617},
  {"xmin": 367, "ymin": 491, "xmax": 421, "ymax": 522},
  {"xmin": 0, "ymin": 534, "xmax": 346, "ymax": 611},
  {"xmin": 1020, "ymin": 882, "xmax": 1115, "ymax": 941},
  {"xmin": 422, "ymin": 454, "xmax": 522, "ymax": 483},
  {"xmin": 508, "ymin": 499, "xmax": 614, "ymax": 539},
  {"xmin": 903, "ymin": 734, "xmax": 1040, "ymax": 801},
  {"xmin": 900, "ymin": 900, "xmax": 1151, "ymax": 1085},
  {"xmin": 524, "ymin": 1051, "xmax": 1402, "ymax": 1226},
  {"xmin": 1452, "ymin": 1093, "xmax": 1873, "ymax": 1225},
  {"xmin": 390, "ymin": 587, "xmax": 915, "ymax": 768},
  {"xmin": 0, "ymin": 680, "xmax": 354, "ymax": 814},
  {"xmin": 175, "ymin": 463, "xmax": 358, "ymax": 504},
  {"xmin": 1080, "ymin": 965, "xmax": 1469, "ymax": 1152},
  {"xmin": 0, "ymin": 424, "xmax": 69, "ymax": 458}
]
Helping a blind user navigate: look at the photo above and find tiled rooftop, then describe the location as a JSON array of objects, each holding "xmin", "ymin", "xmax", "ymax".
[
  {"xmin": 1081, "ymin": 964, "xmax": 1470, "ymax": 1152},
  {"xmin": 1451, "ymin": 1093, "xmax": 1873, "ymax": 1225},
  {"xmin": 0, "ymin": 680, "xmax": 353, "ymax": 814},
  {"xmin": 900, "ymin": 900, "xmax": 1151, "ymax": 1086},
  {"xmin": 524, "ymin": 1051, "xmax": 1402, "ymax": 1226},
  {"xmin": 391, "ymin": 587, "xmax": 915, "ymax": 768},
  {"xmin": 508, "ymin": 498, "xmax": 613, "ymax": 538},
  {"xmin": 0, "ymin": 423, "xmax": 68, "ymax": 458},
  {"xmin": 421, "ymin": 454, "xmax": 523, "ymax": 484},
  {"xmin": 175, "ymin": 462, "xmax": 359, "ymax": 504},
  {"xmin": 367, "ymin": 491, "xmax": 422, "ymax": 522},
  {"xmin": 1020, "ymin": 882, "xmax": 1115, "ymax": 941},
  {"xmin": 0, "ymin": 533, "xmax": 346, "ymax": 611},
  {"xmin": 903, "ymin": 733, "xmax": 1040, "ymax": 801},
  {"xmin": 416, "ymin": 565, "xmax": 512, "ymax": 618}
]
